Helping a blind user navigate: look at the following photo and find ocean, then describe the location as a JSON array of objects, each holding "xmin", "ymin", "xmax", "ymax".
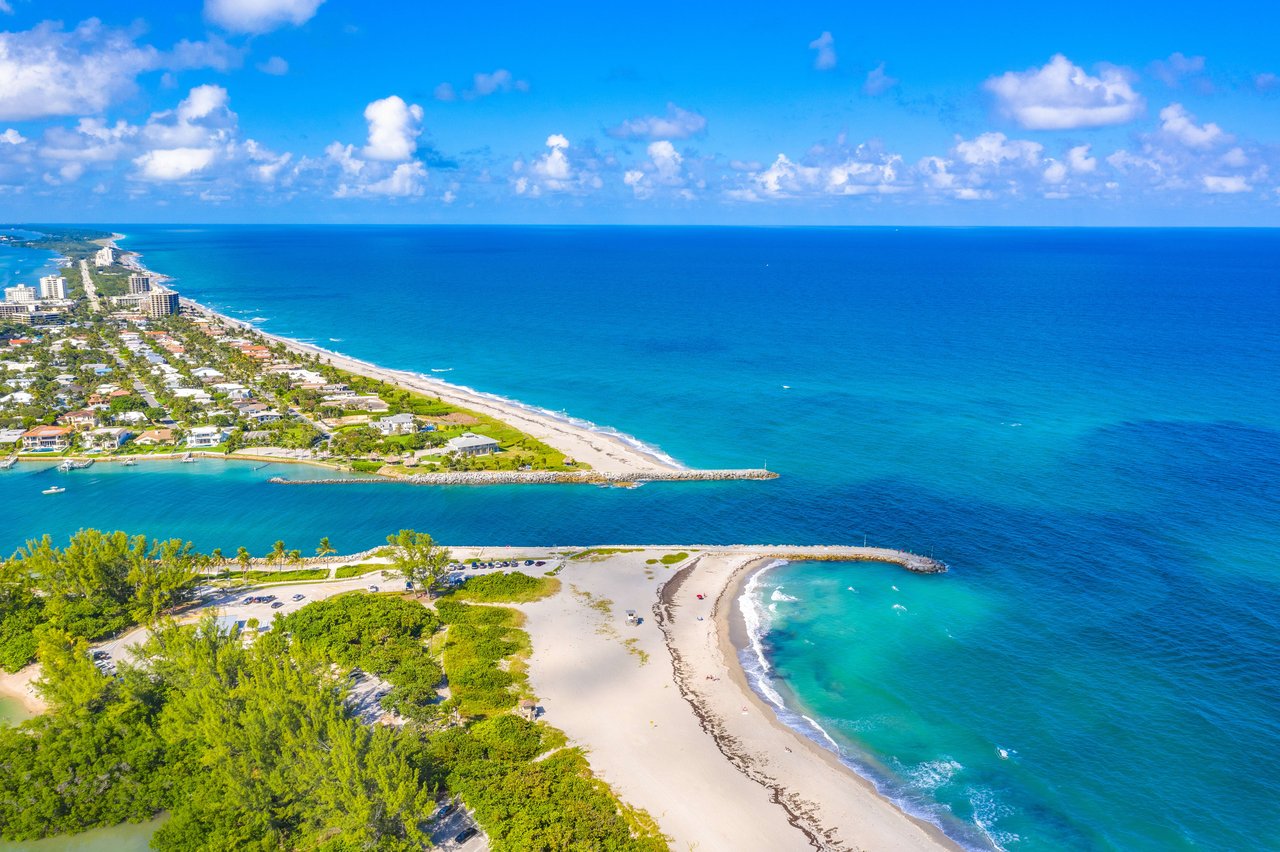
[{"xmin": 1, "ymin": 226, "xmax": 1277, "ymax": 849}]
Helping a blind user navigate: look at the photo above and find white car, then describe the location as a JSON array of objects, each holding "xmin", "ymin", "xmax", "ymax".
[{"xmin": 367, "ymin": 585, "xmax": 379, "ymax": 593}]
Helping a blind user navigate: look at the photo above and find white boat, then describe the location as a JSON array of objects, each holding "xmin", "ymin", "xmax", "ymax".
[
  {"xmin": 122, "ymin": 459, "xmax": 137, "ymax": 466},
  {"xmin": 42, "ymin": 486, "xmax": 65, "ymax": 494}
]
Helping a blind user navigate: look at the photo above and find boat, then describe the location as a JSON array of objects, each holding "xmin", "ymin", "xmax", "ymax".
[
  {"xmin": 42, "ymin": 486, "xmax": 65, "ymax": 495},
  {"xmin": 180, "ymin": 453, "xmax": 196, "ymax": 463},
  {"xmin": 122, "ymin": 459, "xmax": 137, "ymax": 466},
  {"xmin": 58, "ymin": 459, "xmax": 94, "ymax": 471}
]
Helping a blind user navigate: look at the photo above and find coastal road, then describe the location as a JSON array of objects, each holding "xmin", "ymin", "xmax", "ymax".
[{"xmin": 79, "ymin": 259, "xmax": 101, "ymax": 312}]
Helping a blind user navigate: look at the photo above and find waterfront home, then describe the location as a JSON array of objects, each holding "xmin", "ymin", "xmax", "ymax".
[
  {"xmin": 85, "ymin": 427, "xmax": 132, "ymax": 451},
  {"xmin": 21, "ymin": 425, "xmax": 72, "ymax": 452},
  {"xmin": 373, "ymin": 413, "xmax": 419, "ymax": 436},
  {"xmin": 186, "ymin": 425, "xmax": 227, "ymax": 448},
  {"xmin": 57, "ymin": 409, "xmax": 98, "ymax": 430},
  {"xmin": 134, "ymin": 428, "xmax": 175, "ymax": 446},
  {"xmin": 444, "ymin": 432, "xmax": 500, "ymax": 457}
]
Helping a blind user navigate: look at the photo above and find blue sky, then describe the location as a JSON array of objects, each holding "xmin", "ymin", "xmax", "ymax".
[{"xmin": 0, "ymin": 0, "xmax": 1278, "ymax": 224}]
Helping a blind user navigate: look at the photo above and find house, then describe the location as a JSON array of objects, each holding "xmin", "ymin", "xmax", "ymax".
[
  {"xmin": 331, "ymin": 395, "xmax": 390, "ymax": 413},
  {"xmin": 444, "ymin": 432, "xmax": 500, "ymax": 457},
  {"xmin": 21, "ymin": 425, "xmax": 72, "ymax": 452},
  {"xmin": 186, "ymin": 425, "xmax": 227, "ymax": 448},
  {"xmin": 134, "ymin": 428, "xmax": 175, "ymax": 446},
  {"xmin": 0, "ymin": 428, "xmax": 27, "ymax": 444},
  {"xmin": 0, "ymin": 391, "xmax": 34, "ymax": 406},
  {"xmin": 85, "ymin": 427, "xmax": 131, "ymax": 451},
  {"xmin": 192, "ymin": 367, "xmax": 224, "ymax": 382},
  {"xmin": 57, "ymin": 409, "xmax": 98, "ymax": 430},
  {"xmin": 114, "ymin": 411, "xmax": 149, "ymax": 425},
  {"xmin": 247, "ymin": 409, "xmax": 282, "ymax": 424},
  {"xmin": 372, "ymin": 413, "xmax": 419, "ymax": 436}
]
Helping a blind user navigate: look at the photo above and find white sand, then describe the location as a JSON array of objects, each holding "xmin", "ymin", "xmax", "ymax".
[{"xmin": 518, "ymin": 548, "xmax": 956, "ymax": 851}]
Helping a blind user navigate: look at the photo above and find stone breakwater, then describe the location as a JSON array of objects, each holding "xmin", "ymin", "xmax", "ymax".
[{"xmin": 268, "ymin": 468, "xmax": 779, "ymax": 486}]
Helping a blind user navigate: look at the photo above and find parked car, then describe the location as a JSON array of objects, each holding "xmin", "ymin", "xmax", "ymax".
[
  {"xmin": 92, "ymin": 650, "xmax": 110, "ymax": 661},
  {"xmin": 368, "ymin": 585, "xmax": 379, "ymax": 593},
  {"xmin": 270, "ymin": 601, "xmax": 284, "ymax": 609},
  {"xmin": 242, "ymin": 597, "xmax": 254, "ymax": 605},
  {"xmin": 455, "ymin": 827, "xmax": 478, "ymax": 843},
  {"xmin": 291, "ymin": 593, "xmax": 305, "ymax": 601}
]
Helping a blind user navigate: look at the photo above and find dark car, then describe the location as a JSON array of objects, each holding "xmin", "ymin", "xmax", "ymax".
[
  {"xmin": 455, "ymin": 827, "xmax": 478, "ymax": 843},
  {"xmin": 242, "ymin": 597, "xmax": 254, "ymax": 605},
  {"xmin": 271, "ymin": 601, "xmax": 284, "ymax": 609},
  {"xmin": 92, "ymin": 650, "xmax": 110, "ymax": 661}
]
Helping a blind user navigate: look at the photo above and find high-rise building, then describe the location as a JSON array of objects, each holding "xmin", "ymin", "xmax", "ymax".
[
  {"xmin": 4, "ymin": 285, "xmax": 36, "ymax": 303},
  {"xmin": 128, "ymin": 273, "xmax": 151, "ymax": 294},
  {"xmin": 146, "ymin": 291, "xmax": 180, "ymax": 317},
  {"xmin": 39, "ymin": 275, "xmax": 67, "ymax": 300},
  {"xmin": 94, "ymin": 246, "xmax": 117, "ymax": 267}
]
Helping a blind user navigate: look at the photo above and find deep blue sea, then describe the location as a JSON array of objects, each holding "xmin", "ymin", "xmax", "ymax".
[{"xmin": 1, "ymin": 226, "xmax": 1277, "ymax": 850}]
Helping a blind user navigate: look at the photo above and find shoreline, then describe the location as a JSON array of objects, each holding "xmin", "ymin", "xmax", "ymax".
[{"xmin": 720, "ymin": 557, "xmax": 971, "ymax": 850}]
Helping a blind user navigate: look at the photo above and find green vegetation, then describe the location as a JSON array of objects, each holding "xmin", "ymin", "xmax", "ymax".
[
  {"xmin": 242, "ymin": 568, "xmax": 328, "ymax": 582},
  {"xmin": 350, "ymin": 460, "xmax": 384, "ymax": 473},
  {"xmin": 571, "ymin": 547, "xmax": 643, "ymax": 562},
  {"xmin": 0, "ymin": 528, "xmax": 667, "ymax": 851},
  {"xmin": 450, "ymin": 571, "xmax": 560, "ymax": 603},
  {"xmin": 0, "ymin": 530, "xmax": 199, "ymax": 672},
  {"xmin": 384, "ymin": 529, "xmax": 451, "ymax": 594},
  {"xmin": 281, "ymin": 593, "xmax": 444, "ymax": 722},
  {"xmin": 334, "ymin": 563, "xmax": 384, "ymax": 578},
  {"xmin": 646, "ymin": 552, "xmax": 689, "ymax": 566}
]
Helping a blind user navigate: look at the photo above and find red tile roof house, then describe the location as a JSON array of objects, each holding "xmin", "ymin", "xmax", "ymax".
[
  {"xmin": 57, "ymin": 409, "xmax": 99, "ymax": 430},
  {"xmin": 21, "ymin": 425, "xmax": 72, "ymax": 452}
]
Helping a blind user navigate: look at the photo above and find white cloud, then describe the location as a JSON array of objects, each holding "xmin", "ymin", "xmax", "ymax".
[
  {"xmin": 467, "ymin": 69, "xmax": 529, "ymax": 98},
  {"xmin": 1149, "ymin": 52, "xmax": 1205, "ymax": 88},
  {"xmin": 864, "ymin": 63, "xmax": 897, "ymax": 96},
  {"xmin": 205, "ymin": 0, "xmax": 325, "ymax": 34},
  {"xmin": 1043, "ymin": 160, "xmax": 1068, "ymax": 183},
  {"xmin": 1158, "ymin": 103, "xmax": 1227, "ymax": 149},
  {"xmin": 1202, "ymin": 175, "xmax": 1250, "ymax": 194},
  {"xmin": 360, "ymin": 162, "xmax": 427, "ymax": 197},
  {"xmin": 0, "ymin": 21, "xmax": 157, "ymax": 120},
  {"xmin": 324, "ymin": 142, "xmax": 364, "ymax": 175},
  {"xmin": 1067, "ymin": 144, "xmax": 1097, "ymax": 173},
  {"xmin": 361, "ymin": 96, "xmax": 424, "ymax": 162},
  {"xmin": 167, "ymin": 35, "xmax": 244, "ymax": 72},
  {"xmin": 985, "ymin": 54, "xmax": 1143, "ymax": 129},
  {"xmin": 608, "ymin": 103, "xmax": 707, "ymax": 140},
  {"xmin": 133, "ymin": 147, "xmax": 217, "ymax": 180},
  {"xmin": 647, "ymin": 140, "xmax": 683, "ymax": 183},
  {"xmin": 809, "ymin": 32, "xmax": 836, "ymax": 70},
  {"xmin": 954, "ymin": 132, "xmax": 1042, "ymax": 167},
  {"xmin": 535, "ymin": 134, "xmax": 572, "ymax": 182},
  {"xmin": 257, "ymin": 56, "xmax": 289, "ymax": 76},
  {"xmin": 1, "ymin": 128, "xmax": 24, "ymax": 145}
]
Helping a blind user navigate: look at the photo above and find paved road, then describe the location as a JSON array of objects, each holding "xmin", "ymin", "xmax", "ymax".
[{"xmin": 79, "ymin": 259, "xmax": 100, "ymax": 312}]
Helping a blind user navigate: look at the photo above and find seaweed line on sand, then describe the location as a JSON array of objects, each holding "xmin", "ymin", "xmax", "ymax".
[{"xmin": 653, "ymin": 561, "xmax": 848, "ymax": 852}]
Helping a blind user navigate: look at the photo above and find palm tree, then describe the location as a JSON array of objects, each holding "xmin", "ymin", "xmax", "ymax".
[
  {"xmin": 268, "ymin": 539, "xmax": 286, "ymax": 566},
  {"xmin": 236, "ymin": 546, "xmax": 251, "ymax": 584},
  {"xmin": 211, "ymin": 547, "xmax": 224, "ymax": 563},
  {"xmin": 315, "ymin": 536, "xmax": 336, "ymax": 558},
  {"xmin": 288, "ymin": 549, "xmax": 303, "ymax": 567}
]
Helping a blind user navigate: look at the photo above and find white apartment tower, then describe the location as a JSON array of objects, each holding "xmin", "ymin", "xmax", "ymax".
[
  {"xmin": 39, "ymin": 275, "xmax": 67, "ymax": 300},
  {"xmin": 94, "ymin": 246, "xmax": 117, "ymax": 267},
  {"xmin": 128, "ymin": 273, "xmax": 152, "ymax": 294},
  {"xmin": 4, "ymin": 285, "xmax": 36, "ymax": 303}
]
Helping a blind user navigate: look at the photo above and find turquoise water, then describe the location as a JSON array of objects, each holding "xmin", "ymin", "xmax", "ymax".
[{"xmin": 1, "ymin": 226, "xmax": 1277, "ymax": 849}]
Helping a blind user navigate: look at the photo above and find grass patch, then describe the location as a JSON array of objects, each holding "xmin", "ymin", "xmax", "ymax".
[
  {"xmin": 646, "ymin": 552, "xmax": 689, "ymax": 566},
  {"xmin": 571, "ymin": 547, "xmax": 643, "ymax": 562},
  {"xmin": 622, "ymin": 637, "xmax": 650, "ymax": 665},
  {"xmin": 450, "ymin": 572, "xmax": 561, "ymax": 603},
  {"xmin": 334, "ymin": 563, "xmax": 384, "ymax": 579},
  {"xmin": 244, "ymin": 568, "xmax": 328, "ymax": 582},
  {"xmin": 435, "ymin": 599, "xmax": 529, "ymax": 718},
  {"xmin": 350, "ymin": 460, "xmax": 383, "ymax": 473}
]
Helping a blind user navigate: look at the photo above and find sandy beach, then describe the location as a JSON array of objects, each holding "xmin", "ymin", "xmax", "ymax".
[{"xmin": 518, "ymin": 548, "xmax": 957, "ymax": 851}]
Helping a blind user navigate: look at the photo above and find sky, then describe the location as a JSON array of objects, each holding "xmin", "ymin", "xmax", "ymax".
[{"xmin": 0, "ymin": 0, "xmax": 1278, "ymax": 225}]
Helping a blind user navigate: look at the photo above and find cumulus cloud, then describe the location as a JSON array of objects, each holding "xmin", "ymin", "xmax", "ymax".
[
  {"xmin": 954, "ymin": 132, "xmax": 1042, "ymax": 167},
  {"xmin": 512, "ymin": 133, "xmax": 602, "ymax": 196},
  {"xmin": 864, "ymin": 63, "xmax": 897, "ymax": 96},
  {"xmin": 607, "ymin": 103, "xmax": 707, "ymax": 140},
  {"xmin": 1, "ymin": 129, "xmax": 24, "ymax": 145},
  {"xmin": 361, "ymin": 95, "xmax": 424, "ymax": 161},
  {"xmin": 730, "ymin": 139, "xmax": 907, "ymax": 201},
  {"xmin": 1202, "ymin": 174, "xmax": 1250, "ymax": 193},
  {"xmin": 1067, "ymin": 144, "xmax": 1097, "ymax": 173},
  {"xmin": 204, "ymin": 0, "xmax": 326, "ymax": 34},
  {"xmin": 1158, "ymin": 103, "xmax": 1227, "ymax": 148},
  {"xmin": 338, "ymin": 162, "xmax": 427, "ymax": 197},
  {"xmin": 985, "ymin": 54, "xmax": 1143, "ymax": 129},
  {"xmin": 133, "ymin": 147, "xmax": 216, "ymax": 180},
  {"xmin": 257, "ymin": 56, "xmax": 289, "ymax": 76},
  {"xmin": 809, "ymin": 32, "xmax": 836, "ymax": 70}
]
